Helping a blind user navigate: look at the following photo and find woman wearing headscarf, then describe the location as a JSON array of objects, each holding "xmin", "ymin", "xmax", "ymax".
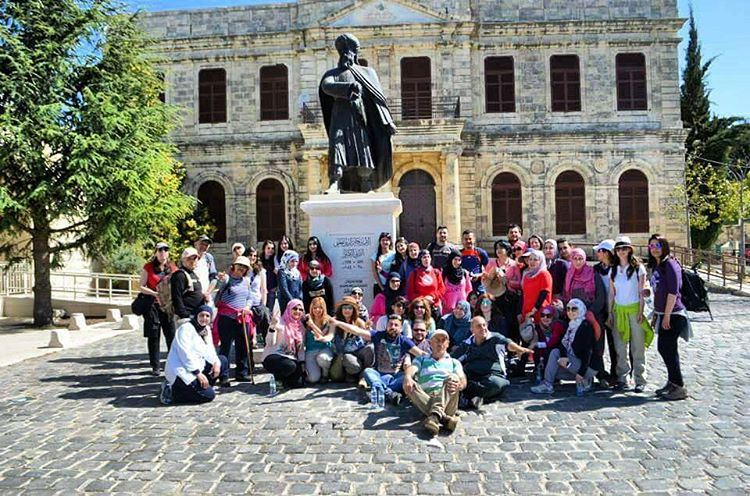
[
  {"xmin": 438, "ymin": 300, "xmax": 472, "ymax": 350},
  {"xmin": 519, "ymin": 249, "xmax": 553, "ymax": 325},
  {"xmin": 263, "ymin": 299, "xmax": 307, "ymax": 388},
  {"xmin": 530, "ymin": 298, "xmax": 596, "ymax": 394},
  {"xmin": 161, "ymin": 304, "xmax": 229, "ymax": 405},
  {"xmin": 273, "ymin": 235, "xmax": 294, "ymax": 274},
  {"xmin": 370, "ymin": 272, "xmax": 405, "ymax": 325},
  {"xmin": 563, "ymin": 247, "xmax": 608, "ymax": 384},
  {"xmin": 277, "ymin": 250, "xmax": 303, "ymax": 316},
  {"xmin": 302, "ymin": 259, "xmax": 335, "ymax": 312},
  {"xmin": 534, "ymin": 304, "xmax": 567, "ymax": 365},
  {"xmin": 399, "ymin": 242, "xmax": 421, "ymax": 282},
  {"xmin": 441, "ymin": 250, "xmax": 473, "ymax": 316},
  {"xmin": 299, "ymin": 236, "xmax": 333, "ymax": 281},
  {"xmin": 406, "ymin": 249, "xmax": 445, "ymax": 308}
]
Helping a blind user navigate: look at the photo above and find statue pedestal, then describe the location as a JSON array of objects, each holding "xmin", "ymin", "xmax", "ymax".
[{"xmin": 301, "ymin": 193, "xmax": 403, "ymax": 305}]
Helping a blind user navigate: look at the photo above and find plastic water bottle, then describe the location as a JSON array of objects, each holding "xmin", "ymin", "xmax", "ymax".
[
  {"xmin": 369, "ymin": 388, "xmax": 378, "ymax": 409},
  {"xmin": 535, "ymin": 356, "xmax": 545, "ymax": 384},
  {"xmin": 576, "ymin": 381, "xmax": 585, "ymax": 397},
  {"xmin": 376, "ymin": 388, "xmax": 385, "ymax": 409},
  {"xmin": 268, "ymin": 375, "xmax": 277, "ymax": 397}
]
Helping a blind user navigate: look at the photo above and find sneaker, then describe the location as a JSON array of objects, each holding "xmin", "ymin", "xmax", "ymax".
[
  {"xmin": 442, "ymin": 414, "xmax": 460, "ymax": 432},
  {"xmin": 634, "ymin": 384, "xmax": 646, "ymax": 394},
  {"xmin": 662, "ymin": 385, "xmax": 688, "ymax": 401},
  {"xmin": 151, "ymin": 367, "xmax": 161, "ymax": 377},
  {"xmin": 531, "ymin": 382, "xmax": 554, "ymax": 394},
  {"xmin": 655, "ymin": 382, "xmax": 673, "ymax": 397},
  {"xmin": 159, "ymin": 380, "xmax": 172, "ymax": 405},
  {"xmin": 582, "ymin": 378, "xmax": 594, "ymax": 393},
  {"xmin": 423, "ymin": 414, "xmax": 440, "ymax": 435},
  {"xmin": 390, "ymin": 392, "xmax": 403, "ymax": 406},
  {"xmin": 470, "ymin": 396, "xmax": 484, "ymax": 410}
]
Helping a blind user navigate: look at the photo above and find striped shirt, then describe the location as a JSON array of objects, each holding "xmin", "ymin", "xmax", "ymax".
[{"xmin": 413, "ymin": 353, "xmax": 462, "ymax": 394}]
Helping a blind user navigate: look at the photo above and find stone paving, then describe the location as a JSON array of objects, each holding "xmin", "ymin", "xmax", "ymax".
[{"xmin": 0, "ymin": 293, "xmax": 748, "ymax": 495}]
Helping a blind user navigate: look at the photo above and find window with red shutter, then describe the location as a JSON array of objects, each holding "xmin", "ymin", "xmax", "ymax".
[
  {"xmin": 492, "ymin": 173, "xmax": 523, "ymax": 235},
  {"xmin": 198, "ymin": 69, "xmax": 227, "ymax": 124},
  {"xmin": 550, "ymin": 55, "xmax": 581, "ymax": 112},
  {"xmin": 485, "ymin": 57, "xmax": 516, "ymax": 113},
  {"xmin": 618, "ymin": 169, "xmax": 649, "ymax": 232},
  {"xmin": 197, "ymin": 181, "xmax": 227, "ymax": 243},
  {"xmin": 616, "ymin": 53, "xmax": 647, "ymax": 111},
  {"xmin": 555, "ymin": 171, "xmax": 586, "ymax": 235},
  {"xmin": 257, "ymin": 179, "xmax": 286, "ymax": 241},
  {"xmin": 260, "ymin": 65, "xmax": 289, "ymax": 121},
  {"xmin": 401, "ymin": 57, "xmax": 431, "ymax": 120}
]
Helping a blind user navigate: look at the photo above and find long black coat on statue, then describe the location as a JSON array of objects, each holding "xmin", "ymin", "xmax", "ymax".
[{"xmin": 319, "ymin": 63, "xmax": 395, "ymax": 191}]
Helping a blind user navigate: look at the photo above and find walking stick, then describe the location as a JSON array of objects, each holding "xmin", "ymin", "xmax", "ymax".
[{"xmin": 240, "ymin": 311, "xmax": 255, "ymax": 384}]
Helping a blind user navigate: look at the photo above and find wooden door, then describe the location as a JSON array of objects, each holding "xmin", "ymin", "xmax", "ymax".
[{"xmin": 398, "ymin": 170, "xmax": 436, "ymax": 247}]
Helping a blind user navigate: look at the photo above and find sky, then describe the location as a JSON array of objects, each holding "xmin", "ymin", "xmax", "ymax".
[{"xmin": 131, "ymin": 0, "xmax": 750, "ymax": 119}]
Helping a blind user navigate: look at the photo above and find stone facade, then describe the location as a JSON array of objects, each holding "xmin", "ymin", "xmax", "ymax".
[{"xmin": 141, "ymin": 0, "xmax": 687, "ymax": 261}]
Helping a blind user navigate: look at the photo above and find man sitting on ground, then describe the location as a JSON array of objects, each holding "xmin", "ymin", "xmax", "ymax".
[
  {"xmin": 452, "ymin": 316, "xmax": 532, "ymax": 409},
  {"xmin": 403, "ymin": 330, "xmax": 466, "ymax": 436},
  {"xmin": 161, "ymin": 305, "xmax": 229, "ymax": 405},
  {"xmin": 329, "ymin": 314, "xmax": 423, "ymax": 405}
]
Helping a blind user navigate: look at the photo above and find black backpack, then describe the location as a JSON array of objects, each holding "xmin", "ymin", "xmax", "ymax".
[{"xmin": 680, "ymin": 263, "xmax": 712, "ymax": 319}]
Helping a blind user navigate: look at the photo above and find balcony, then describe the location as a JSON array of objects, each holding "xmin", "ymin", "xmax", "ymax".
[{"xmin": 300, "ymin": 95, "xmax": 461, "ymax": 124}]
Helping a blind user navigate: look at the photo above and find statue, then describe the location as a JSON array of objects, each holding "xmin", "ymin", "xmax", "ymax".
[{"xmin": 319, "ymin": 33, "xmax": 397, "ymax": 193}]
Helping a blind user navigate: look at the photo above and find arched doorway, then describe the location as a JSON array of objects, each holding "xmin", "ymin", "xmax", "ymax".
[
  {"xmin": 256, "ymin": 178, "xmax": 286, "ymax": 242},
  {"xmin": 398, "ymin": 170, "xmax": 436, "ymax": 247},
  {"xmin": 197, "ymin": 180, "xmax": 227, "ymax": 243}
]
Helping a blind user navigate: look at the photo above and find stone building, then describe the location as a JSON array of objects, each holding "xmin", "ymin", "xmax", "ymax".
[{"xmin": 142, "ymin": 0, "xmax": 687, "ymax": 259}]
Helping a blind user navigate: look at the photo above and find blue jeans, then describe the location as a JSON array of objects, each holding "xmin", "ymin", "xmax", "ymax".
[{"xmin": 363, "ymin": 368, "xmax": 404, "ymax": 397}]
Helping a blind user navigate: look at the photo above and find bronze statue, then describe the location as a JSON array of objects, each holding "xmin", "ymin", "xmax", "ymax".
[{"xmin": 319, "ymin": 33, "xmax": 396, "ymax": 193}]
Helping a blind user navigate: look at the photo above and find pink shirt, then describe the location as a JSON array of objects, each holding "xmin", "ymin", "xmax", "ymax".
[{"xmin": 440, "ymin": 273, "xmax": 472, "ymax": 315}]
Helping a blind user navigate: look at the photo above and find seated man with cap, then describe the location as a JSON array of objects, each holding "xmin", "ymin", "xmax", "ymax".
[
  {"xmin": 161, "ymin": 305, "xmax": 229, "ymax": 405},
  {"xmin": 403, "ymin": 329, "xmax": 467, "ymax": 436},
  {"xmin": 350, "ymin": 287, "xmax": 369, "ymax": 322}
]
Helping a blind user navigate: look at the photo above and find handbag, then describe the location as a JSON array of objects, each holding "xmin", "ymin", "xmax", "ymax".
[{"xmin": 131, "ymin": 293, "xmax": 154, "ymax": 316}]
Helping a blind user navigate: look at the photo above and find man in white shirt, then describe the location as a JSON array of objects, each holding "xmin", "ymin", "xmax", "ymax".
[{"xmin": 162, "ymin": 305, "xmax": 229, "ymax": 405}]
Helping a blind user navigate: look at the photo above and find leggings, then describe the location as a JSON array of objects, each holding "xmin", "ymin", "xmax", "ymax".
[
  {"xmin": 657, "ymin": 314, "xmax": 687, "ymax": 387},
  {"xmin": 263, "ymin": 354, "xmax": 304, "ymax": 387}
]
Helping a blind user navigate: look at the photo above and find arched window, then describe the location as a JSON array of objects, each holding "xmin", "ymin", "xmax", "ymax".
[
  {"xmin": 619, "ymin": 169, "xmax": 649, "ymax": 232},
  {"xmin": 257, "ymin": 178, "xmax": 286, "ymax": 241},
  {"xmin": 197, "ymin": 181, "xmax": 227, "ymax": 243},
  {"xmin": 491, "ymin": 172, "xmax": 522, "ymax": 235},
  {"xmin": 555, "ymin": 171, "xmax": 586, "ymax": 235},
  {"xmin": 198, "ymin": 68, "xmax": 226, "ymax": 123},
  {"xmin": 260, "ymin": 65, "xmax": 289, "ymax": 121}
]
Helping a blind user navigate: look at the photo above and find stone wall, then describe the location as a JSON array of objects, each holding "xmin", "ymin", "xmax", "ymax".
[{"xmin": 141, "ymin": 0, "xmax": 687, "ymax": 264}]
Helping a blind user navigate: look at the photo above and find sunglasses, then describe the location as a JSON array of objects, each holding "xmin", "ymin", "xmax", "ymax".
[
  {"xmin": 341, "ymin": 304, "xmax": 354, "ymax": 310},
  {"xmin": 541, "ymin": 314, "xmax": 553, "ymax": 318},
  {"xmin": 514, "ymin": 247, "xmax": 524, "ymax": 252},
  {"xmin": 309, "ymin": 266, "xmax": 321, "ymax": 271},
  {"xmin": 352, "ymin": 292, "xmax": 363, "ymax": 297},
  {"xmin": 649, "ymin": 243, "xmax": 662, "ymax": 249},
  {"xmin": 157, "ymin": 247, "xmax": 169, "ymax": 252},
  {"xmin": 414, "ymin": 306, "xmax": 426, "ymax": 310},
  {"xmin": 566, "ymin": 306, "xmax": 579, "ymax": 312},
  {"xmin": 573, "ymin": 256, "xmax": 585, "ymax": 261},
  {"xmin": 480, "ymin": 300, "xmax": 492, "ymax": 306},
  {"xmin": 615, "ymin": 246, "xmax": 630, "ymax": 251},
  {"xmin": 292, "ymin": 307, "xmax": 304, "ymax": 312},
  {"xmin": 394, "ymin": 303, "xmax": 405, "ymax": 308}
]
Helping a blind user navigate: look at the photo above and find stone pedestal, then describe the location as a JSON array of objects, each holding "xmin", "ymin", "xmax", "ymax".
[
  {"xmin": 105, "ymin": 308, "xmax": 122, "ymax": 322},
  {"xmin": 301, "ymin": 193, "xmax": 403, "ymax": 304},
  {"xmin": 48, "ymin": 329, "xmax": 71, "ymax": 348},
  {"xmin": 119, "ymin": 314, "xmax": 140, "ymax": 330}
]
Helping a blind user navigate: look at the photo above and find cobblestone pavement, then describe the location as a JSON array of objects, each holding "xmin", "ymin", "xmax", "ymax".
[{"xmin": 0, "ymin": 293, "xmax": 748, "ymax": 495}]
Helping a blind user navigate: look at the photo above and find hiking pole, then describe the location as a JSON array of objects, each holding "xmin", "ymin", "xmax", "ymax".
[{"xmin": 240, "ymin": 311, "xmax": 255, "ymax": 384}]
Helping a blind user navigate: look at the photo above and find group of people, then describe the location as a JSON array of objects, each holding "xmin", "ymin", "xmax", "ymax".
[{"xmin": 137, "ymin": 224, "xmax": 691, "ymax": 436}]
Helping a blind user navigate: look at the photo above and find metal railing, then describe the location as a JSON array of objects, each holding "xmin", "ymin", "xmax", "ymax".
[
  {"xmin": 0, "ymin": 262, "xmax": 140, "ymax": 302},
  {"xmin": 301, "ymin": 95, "xmax": 461, "ymax": 124}
]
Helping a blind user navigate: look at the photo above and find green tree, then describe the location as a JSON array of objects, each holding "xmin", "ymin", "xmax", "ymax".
[
  {"xmin": 681, "ymin": 7, "xmax": 747, "ymax": 249},
  {"xmin": 0, "ymin": 1, "xmax": 193, "ymax": 326}
]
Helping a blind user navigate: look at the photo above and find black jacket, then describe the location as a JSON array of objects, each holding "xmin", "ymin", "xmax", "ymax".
[
  {"xmin": 302, "ymin": 276, "xmax": 335, "ymax": 313},
  {"xmin": 558, "ymin": 320, "xmax": 595, "ymax": 377},
  {"xmin": 171, "ymin": 269, "xmax": 203, "ymax": 319}
]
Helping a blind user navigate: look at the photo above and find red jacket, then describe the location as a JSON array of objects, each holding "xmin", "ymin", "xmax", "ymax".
[{"xmin": 407, "ymin": 266, "xmax": 445, "ymax": 304}]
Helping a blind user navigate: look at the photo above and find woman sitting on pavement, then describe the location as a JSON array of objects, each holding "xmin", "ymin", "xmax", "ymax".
[
  {"xmin": 534, "ymin": 304, "xmax": 566, "ymax": 365},
  {"xmin": 161, "ymin": 305, "xmax": 229, "ymax": 405},
  {"xmin": 262, "ymin": 299, "xmax": 306, "ymax": 389},
  {"xmin": 438, "ymin": 300, "xmax": 472, "ymax": 351},
  {"xmin": 375, "ymin": 296, "xmax": 411, "ymax": 337},
  {"xmin": 531, "ymin": 298, "xmax": 597, "ymax": 395},
  {"xmin": 303, "ymin": 297, "xmax": 335, "ymax": 384},
  {"xmin": 370, "ymin": 272, "xmax": 405, "ymax": 325},
  {"xmin": 320, "ymin": 297, "xmax": 374, "ymax": 384}
]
